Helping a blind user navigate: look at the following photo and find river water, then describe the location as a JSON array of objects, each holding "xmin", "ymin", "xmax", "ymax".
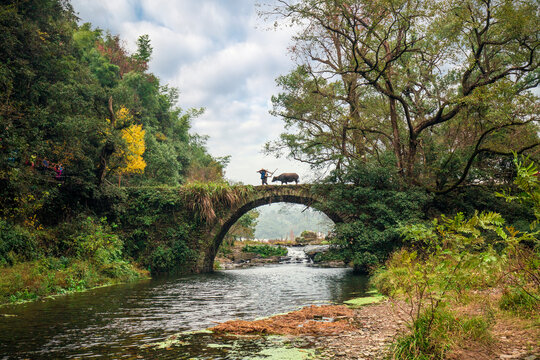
[{"xmin": 0, "ymin": 252, "xmax": 369, "ymax": 359}]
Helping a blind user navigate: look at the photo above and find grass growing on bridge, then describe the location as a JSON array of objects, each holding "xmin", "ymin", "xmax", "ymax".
[{"xmin": 181, "ymin": 182, "xmax": 254, "ymax": 221}]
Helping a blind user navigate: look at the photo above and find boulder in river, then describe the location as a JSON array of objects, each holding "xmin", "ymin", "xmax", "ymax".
[{"xmin": 304, "ymin": 245, "xmax": 331, "ymax": 261}]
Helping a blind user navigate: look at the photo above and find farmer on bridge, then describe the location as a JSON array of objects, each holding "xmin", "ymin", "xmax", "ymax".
[{"xmin": 257, "ymin": 168, "xmax": 273, "ymax": 185}]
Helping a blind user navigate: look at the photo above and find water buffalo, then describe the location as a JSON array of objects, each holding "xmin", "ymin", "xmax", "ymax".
[{"xmin": 272, "ymin": 172, "xmax": 299, "ymax": 185}]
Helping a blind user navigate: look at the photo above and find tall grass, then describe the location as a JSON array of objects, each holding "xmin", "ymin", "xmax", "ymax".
[
  {"xmin": 391, "ymin": 309, "xmax": 493, "ymax": 360},
  {"xmin": 181, "ymin": 182, "xmax": 254, "ymax": 222}
]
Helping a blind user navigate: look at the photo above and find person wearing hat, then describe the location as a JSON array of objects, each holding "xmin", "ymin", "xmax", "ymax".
[{"xmin": 257, "ymin": 168, "xmax": 272, "ymax": 185}]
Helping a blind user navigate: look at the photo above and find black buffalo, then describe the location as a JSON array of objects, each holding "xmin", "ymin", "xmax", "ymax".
[{"xmin": 272, "ymin": 172, "xmax": 299, "ymax": 184}]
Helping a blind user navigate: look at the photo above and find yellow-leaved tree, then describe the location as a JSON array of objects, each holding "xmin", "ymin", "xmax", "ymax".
[
  {"xmin": 120, "ymin": 123, "xmax": 146, "ymax": 175},
  {"xmin": 107, "ymin": 106, "xmax": 146, "ymax": 185}
]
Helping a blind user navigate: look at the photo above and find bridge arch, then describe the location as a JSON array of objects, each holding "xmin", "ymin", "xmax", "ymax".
[{"xmin": 202, "ymin": 186, "xmax": 344, "ymax": 272}]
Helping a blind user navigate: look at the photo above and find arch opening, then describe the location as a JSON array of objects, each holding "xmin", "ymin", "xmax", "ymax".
[{"xmin": 203, "ymin": 193, "xmax": 343, "ymax": 271}]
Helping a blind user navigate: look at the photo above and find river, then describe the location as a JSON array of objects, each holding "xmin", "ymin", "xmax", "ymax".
[{"xmin": 0, "ymin": 250, "xmax": 369, "ymax": 359}]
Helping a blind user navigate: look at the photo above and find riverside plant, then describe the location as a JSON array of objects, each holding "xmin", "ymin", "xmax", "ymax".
[
  {"xmin": 372, "ymin": 210, "xmax": 534, "ymax": 359},
  {"xmin": 373, "ymin": 155, "xmax": 540, "ymax": 359},
  {"xmin": 241, "ymin": 244, "xmax": 288, "ymax": 258}
]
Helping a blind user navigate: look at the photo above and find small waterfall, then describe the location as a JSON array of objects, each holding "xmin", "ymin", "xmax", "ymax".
[{"xmin": 282, "ymin": 246, "xmax": 310, "ymax": 264}]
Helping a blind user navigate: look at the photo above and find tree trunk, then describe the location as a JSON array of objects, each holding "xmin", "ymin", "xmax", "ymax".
[
  {"xmin": 406, "ymin": 136, "xmax": 418, "ymax": 182},
  {"xmin": 388, "ymin": 96, "xmax": 403, "ymax": 175}
]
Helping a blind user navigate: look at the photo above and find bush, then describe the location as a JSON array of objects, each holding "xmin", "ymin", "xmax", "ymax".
[
  {"xmin": 0, "ymin": 219, "xmax": 39, "ymax": 266},
  {"xmin": 371, "ymin": 211, "xmax": 525, "ymax": 359},
  {"xmin": 69, "ymin": 216, "xmax": 123, "ymax": 264},
  {"xmin": 149, "ymin": 237, "xmax": 195, "ymax": 274},
  {"xmin": 318, "ymin": 165, "xmax": 432, "ymax": 273},
  {"xmin": 150, "ymin": 245, "xmax": 176, "ymax": 274},
  {"xmin": 242, "ymin": 244, "xmax": 287, "ymax": 258},
  {"xmin": 296, "ymin": 230, "xmax": 317, "ymax": 244},
  {"xmin": 351, "ymin": 251, "xmax": 379, "ymax": 273},
  {"xmin": 499, "ymin": 288, "xmax": 539, "ymax": 316},
  {"xmin": 313, "ymin": 250, "xmax": 344, "ymax": 263}
]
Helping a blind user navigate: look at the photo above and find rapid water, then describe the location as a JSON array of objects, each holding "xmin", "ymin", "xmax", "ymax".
[
  {"xmin": 281, "ymin": 246, "xmax": 311, "ymax": 263},
  {"xmin": 0, "ymin": 264, "xmax": 369, "ymax": 359}
]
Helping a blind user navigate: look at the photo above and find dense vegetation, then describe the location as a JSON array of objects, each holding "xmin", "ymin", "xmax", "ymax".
[
  {"xmin": 262, "ymin": 0, "xmax": 539, "ymax": 271},
  {"xmin": 372, "ymin": 156, "xmax": 539, "ymax": 359},
  {"xmin": 0, "ymin": 0, "xmax": 227, "ymax": 303},
  {"xmin": 261, "ymin": 0, "xmax": 539, "ymax": 357}
]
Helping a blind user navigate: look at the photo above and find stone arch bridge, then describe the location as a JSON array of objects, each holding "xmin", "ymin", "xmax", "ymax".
[{"xmin": 199, "ymin": 184, "xmax": 346, "ymax": 272}]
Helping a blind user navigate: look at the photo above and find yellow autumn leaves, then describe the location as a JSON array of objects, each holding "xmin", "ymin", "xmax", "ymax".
[
  {"xmin": 120, "ymin": 123, "xmax": 146, "ymax": 174},
  {"xmin": 107, "ymin": 106, "xmax": 146, "ymax": 175}
]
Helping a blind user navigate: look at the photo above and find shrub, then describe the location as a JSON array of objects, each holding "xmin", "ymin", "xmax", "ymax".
[
  {"xmin": 70, "ymin": 216, "xmax": 123, "ymax": 264},
  {"xmin": 319, "ymin": 165, "xmax": 432, "ymax": 274},
  {"xmin": 313, "ymin": 249, "xmax": 344, "ymax": 263},
  {"xmin": 149, "ymin": 238, "xmax": 195, "ymax": 274},
  {"xmin": 499, "ymin": 288, "xmax": 539, "ymax": 316},
  {"xmin": 150, "ymin": 245, "xmax": 176, "ymax": 274},
  {"xmin": 372, "ymin": 211, "xmax": 525, "ymax": 359},
  {"xmin": 242, "ymin": 244, "xmax": 287, "ymax": 258},
  {"xmin": 296, "ymin": 230, "xmax": 317, "ymax": 244},
  {"xmin": 0, "ymin": 219, "xmax": 39, "ymax": 266}
]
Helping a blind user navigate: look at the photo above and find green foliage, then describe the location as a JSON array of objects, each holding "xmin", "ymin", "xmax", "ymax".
[
  {"xmin": 0, "ymin": 0, "xmax": 225, "ymax": 230},
  {"xmin": 494, "ymin": 155, "xmax": 540, "ymax": 313},
  {"xmin": 242, "ymin": 244, "xmax": 287, "ymax": 258},
  {"xmin": 69, "ymin": 216, "xmax": 123, "ymax": 265},
  {"xmin": 149, "ymin": 233, "xmax": 195, "ymax": 275},
  {"xmin": 499, "ymin": 288, "xmax": 539, "ymax": 316},
  {"xmin": 373, "ymin": 211, "xmax": 517, "ymax": 302},
  {"xmin": 371, "ymin": 155, "xmax": 540, "ymax": 358},
  {"xmin": 320, "ymin": 162, "xmax": 432, "ymax": 273},
  {"xmin": 372, "ymin": 207, "xmax": 536, "ymax": 358},
  {"xmin": 0, "ymin": 219, "xmax": 38, "ymax": 267},
  {"xmin": 0, "ymin": 0, "xmax": 231, "ymax": 291},
  {"xmin": 312, "ymin": 250, "xmax": 344, "ymax": 263},
  {"xmin": 497, "ymin": 154, "xmax": 540, "ymax": 229},
  {"xmin": 150, "ymin": 246, "xmax": 176, "ymax": 274},
  {"xmin": 266, "ymin": 0, "xmax": 540, "ymax": 190},
  {"xmin": 135, "ymin": 34, "xmax": 152, "ymax": 64}
]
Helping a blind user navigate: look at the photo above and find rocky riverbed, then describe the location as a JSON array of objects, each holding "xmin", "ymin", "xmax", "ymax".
[
  {"xmin": 207, "ymin": 295, "xmax": 539, "ymax": 360},
  {"xmin": 215, "ymin": 243, "xmax": 345, "ymax": 270}
]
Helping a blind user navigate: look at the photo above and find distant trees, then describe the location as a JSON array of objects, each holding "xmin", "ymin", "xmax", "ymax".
[
  {"xmin": 226, "ymin": 210, "xmax": 260, "ymax": 242},
  {"xmin": 264, "ymin": 0, "xmax": 539, "ymax": 191}
]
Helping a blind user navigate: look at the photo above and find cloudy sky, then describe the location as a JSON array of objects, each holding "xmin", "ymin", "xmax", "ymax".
[{"xmin": 70, "ymin": 0, "xmax": 314, "ymax": 185}]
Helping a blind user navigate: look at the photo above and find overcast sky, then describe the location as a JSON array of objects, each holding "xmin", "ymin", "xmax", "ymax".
[{"xmin": 70, "ymin": 0, "xmax": 315, "ymax": 185}]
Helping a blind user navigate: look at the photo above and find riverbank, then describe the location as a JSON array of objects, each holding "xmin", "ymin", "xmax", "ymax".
[
  {"xmin": 0, "ymin": 257, "xmax": 148, "ymax": 305},
  {"xmin": 208, "ymin": 290, "xmax": 539, "ymax": 360}
]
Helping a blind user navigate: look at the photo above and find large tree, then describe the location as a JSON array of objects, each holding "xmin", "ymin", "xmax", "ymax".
[{"xmin": 265, "ymin": 0, "xmax": 539, "ymax": 191}]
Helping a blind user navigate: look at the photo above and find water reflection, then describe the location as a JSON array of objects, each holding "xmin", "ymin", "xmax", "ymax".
[{"xmin": 0, "ymin": 264, "xmax": 369, "ymax": 359}]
